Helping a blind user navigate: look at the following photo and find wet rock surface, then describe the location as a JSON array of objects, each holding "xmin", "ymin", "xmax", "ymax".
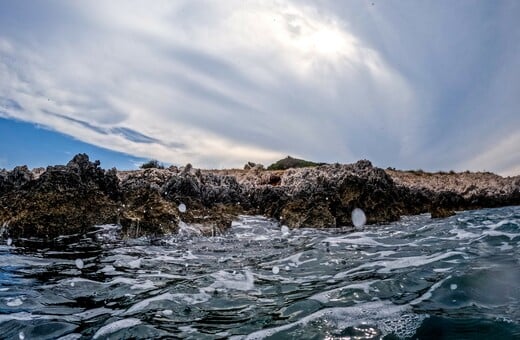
[{"xmin": 0, "ymin": 154, "xmax": 519, "ymax": 240}]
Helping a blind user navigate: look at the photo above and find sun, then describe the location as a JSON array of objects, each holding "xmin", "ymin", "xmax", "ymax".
[{"xmin": 311, "ymin": 28, "xmax": 347, "ymax": 55}]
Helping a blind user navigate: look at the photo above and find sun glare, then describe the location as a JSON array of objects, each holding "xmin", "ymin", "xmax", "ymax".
[{"xmin": 312, "ymin": 29, "xmax": 346, "ymax": 55}]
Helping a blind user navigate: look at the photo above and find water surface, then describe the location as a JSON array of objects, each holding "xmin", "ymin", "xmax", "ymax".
[{"xmin": 1, "ymin": 206, "xmax": 519, "ymax": 339}]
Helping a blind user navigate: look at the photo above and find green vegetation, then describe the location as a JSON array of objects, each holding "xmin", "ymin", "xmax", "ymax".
[
  {"xmin": 267, "ymin": 156, "xmax": 325, "ymax": 170},
  {"xmin": 140, "ymin": 159, "xmax": 164, "ymax": 169}
]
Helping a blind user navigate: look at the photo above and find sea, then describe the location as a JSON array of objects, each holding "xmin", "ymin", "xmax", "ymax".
[{"xmin": 1, "ymin": 206, "xmax": 519, "ymax": 339}]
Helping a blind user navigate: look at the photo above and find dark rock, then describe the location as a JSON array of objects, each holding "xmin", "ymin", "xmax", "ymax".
[
  {"xmin": 0, "ymin": 154, "xmax": 119, "ymax": 239},
  {"xmin": 431, "ymin": 207, "xmax": 456, "ymax": 218},
  {"xmin": 1, "ymin": 153, "xmax": 518, "ymax": 242}
]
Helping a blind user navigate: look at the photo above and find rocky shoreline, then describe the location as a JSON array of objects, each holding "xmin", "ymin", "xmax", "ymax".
[{"xmin": 1, "ymin": 154, "xmax": 519, "ymax": 241}]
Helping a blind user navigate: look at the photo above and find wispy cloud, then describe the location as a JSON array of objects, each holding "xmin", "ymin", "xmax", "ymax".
[{"xmin": 0, "ymin": 1, "xmax": 518, "ymax": 173}]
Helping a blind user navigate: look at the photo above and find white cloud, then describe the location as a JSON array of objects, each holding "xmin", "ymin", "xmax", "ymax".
[
  {"xmin": 0, "ymin": 1, "xmax": 418, "ymax": 168},
  {"xmin": 458, "ymin": 132, "xmax": 520, "ymax": 176},
  {"xmin": 7, "ymin": 1, "xmax": 517, "ymax": 174}
]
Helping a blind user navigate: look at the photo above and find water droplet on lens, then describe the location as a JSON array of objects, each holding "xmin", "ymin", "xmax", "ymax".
[
  {"xmin": 178, "ymin": 203, "xmax": 187, "ymax": 213},
  {"xmin": 352, "ymin": 208, "xmax": 367, "ymax": 228},
  {"xmin": 272, "ymin": 266, "xmax": 279, "ymax": 274},
  {"xmin": 450, "ymin": 283, "xmax": 457, "ymax": 290},
  {"xmin": 6, "ymin": 238, "xmax": 12, "ymax": 246},
  {"xmin": 75, "ymin": 259, "xmax": 84, "ymax": 270}
]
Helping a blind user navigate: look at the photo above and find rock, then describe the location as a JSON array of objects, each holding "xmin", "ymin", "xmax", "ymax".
[
  {"xmin": 0, "ymin": 154, "xmax": 119, "ymax": 239},
  {"xmin": 0, "ymin": 153, "xmax": 518, "ymax": 242},
  {"xmin": 431, "ymin": 207, "xmax": 456, "ymax": 218}
]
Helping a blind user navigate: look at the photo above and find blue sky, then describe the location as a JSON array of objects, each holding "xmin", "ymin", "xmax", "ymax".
[{"xmin": 0, "ymin": 1, "xmax": 519, "ymax": 174}]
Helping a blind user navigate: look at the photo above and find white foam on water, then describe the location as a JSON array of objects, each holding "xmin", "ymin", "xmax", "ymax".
[
  {"xmin": 449, "ymin": 228, "xmax": 480, "ymax": 240},
  {"xmin": 124, "ymin": 290, "xmax": 211, "ymax": 315},
  {"xmin": 266, "ymin": 252, "xmax": 316, "ymax": 267},
  {"xmin": 183, "ymin": 250, "xmax": 199, "ymax": 259},
  {"xmin": 322, "ymin": 233, "xmax": 392, "ymax": 247},
  {"xmin": 127, "ymin": 259, "xmax": 142, "ymax": 269},
  {"xmin": 130, "ymin": 280, "xmax": 156, "ymax": 290},
  {"xmin": 93, "ymin": 318, "xmax": 142, "ymax": 339},
  {"xmin": 0, "ymin": 312, "xmax": 35, "ymax": 323},
  {"xmin": 376, "ymin": 251, "xmax": 464, "ymax": 274},
  {"xmin": 5, "ymin": 297, "xmax": 23, "ymax": 307},
  {"xmin": 410, "ymin": 276, "xmax": 451, "ymax": 305},
  {"xmin": 161, "ymin": 309, "xmax": 173, "ymax": 316},
  {"xmin": 309, "ymin": 280, "xmax": 377, "ymax": 303},
  {"xmin": 334, "ymin": 252, "xmax": 463, "ymax": 279},
  {"xmin": 483, "ymin": 229, "xmax": 518, "ymax": 240},
  {"xmin": 499, "ymin": 243, "xmax": 513, "ymax": 251},
  {"xmin": 99, "ymin": 265, "xmax": 116, "ymax": 273},
  {"xmin": 208, "ymin": 270, "xmax": 255, "ymax": 291},
  {"xmin": 177, "ymin": 221, "xmax": 203, "ymax": 237},
  {"xmin": 487, "ymin": 219, "xmax": 514, "ymax": 230},
  {"xmin": 433, "ymin": 267, "xmax": 453, "ymax": 273},
  {"xmin": 179, "ymin": 325, "xmax": 197, "ymax": 333},
  {"xmin": 113, "ymin": 256, "xmax": 141, "ymax": 269},
  {"xmin": 376, "ymin": 250, "xmax": 398, "ymax": 258},
  {"xmin": 244, "ymin": 300, "xmax": 426, "ymax": 339},
  {"xmin": 94, "ymin": 224, "xmax": 121, "ymax": 242}
]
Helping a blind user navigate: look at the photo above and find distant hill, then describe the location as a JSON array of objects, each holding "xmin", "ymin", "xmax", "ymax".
[{"xmin": 267, "ymin": 156, "xmax": 326, "ymax": 170}]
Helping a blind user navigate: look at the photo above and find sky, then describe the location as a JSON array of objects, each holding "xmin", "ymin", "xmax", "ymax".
[{"xmin": 0, "ymin": 1, "xmax": 519, "ymax": 175}]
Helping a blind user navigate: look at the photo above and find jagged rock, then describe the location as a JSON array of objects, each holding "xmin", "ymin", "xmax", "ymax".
[
  {"xmin": 0, "ymin": 153, "xmax": 518, "ymax": 241},
  {"xmin": 0, "ymin": 154, "xmax": 119, "ymax": 239}
]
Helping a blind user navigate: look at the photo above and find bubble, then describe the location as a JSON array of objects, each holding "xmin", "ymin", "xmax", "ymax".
[
  {"xmin": 352, "ymin": 208, "xmax": 367, "ymax": 228},
  {"xmin": 281, "ymin": 225, "xmax": 290, "ymax": 235},
  {"xmin": 75, "ymin": 259, "xmax": 84, "ymax": 270},
  {"xmin": 70, "ymin": 281, "xmax": 75, "ymax": 287},
  {"xmin": 272, "ymin": 266, "xmax": 280, "ymax": 274},
  {"xmin": 178, "ymin": 203, "xmax": 187, "ymax": 213},
  {"xmin": 6, "ymin": 238, "xmax": 12, "ymax": 246},
  {"xmin": 284, "ymin": 265, "xmax": 290, "ymax": 271},
  {"xmin": 19, "ymin": 331, "xmax": 25, "ymax": 340},
  {"xmin": 450, "ymin": 283, "xmax": 457, "ymax": 290}
]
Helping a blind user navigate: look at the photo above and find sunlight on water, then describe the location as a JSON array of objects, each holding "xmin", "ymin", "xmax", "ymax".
[{"xmin": 0, "ymin": 207, "xmax": 519, "ymax": 339}]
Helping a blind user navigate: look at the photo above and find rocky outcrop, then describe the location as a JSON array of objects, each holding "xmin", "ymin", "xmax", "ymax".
[
  {"xmin": 0, "ymin": 154, "xmax": 518, "ymax": 241},
  {"xmin": 386, "ymin": 169, "xmax": 520, "ymax": 218}
]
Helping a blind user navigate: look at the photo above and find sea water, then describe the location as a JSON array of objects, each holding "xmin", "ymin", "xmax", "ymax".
[{"xmin": 0, "ymin": 206, "xmax": 519, "ymax": 339}]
